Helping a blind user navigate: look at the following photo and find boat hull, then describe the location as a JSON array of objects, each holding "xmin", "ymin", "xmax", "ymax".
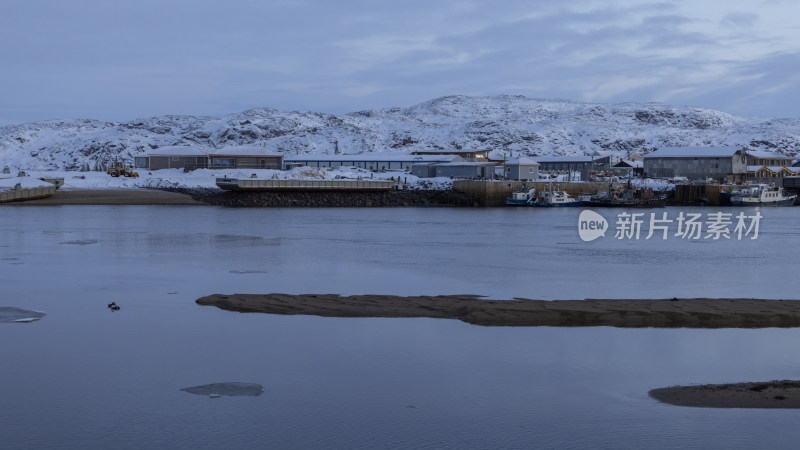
[
  {"xmin": 730, "ymin": 197, "xmax": 796, "ymax": 206},
  {"xmin": 531, "ymin": 201, "xmax": 581, "ymax": 207}
]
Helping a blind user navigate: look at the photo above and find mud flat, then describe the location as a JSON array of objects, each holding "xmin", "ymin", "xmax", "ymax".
[
  {"xmin": 195, "ymin": 294, "xmax": 800, "ymax": 328},
  {"xmin": 4, "ymin": 188, "xmax": 204, "ymax": 206},
  {"xmin": 650, "ymin": 381, "xmax": 800, "ymax": 408}
]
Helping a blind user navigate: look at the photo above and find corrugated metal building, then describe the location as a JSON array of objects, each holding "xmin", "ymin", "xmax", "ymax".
[
  {"xmin": 135, "ymin": 146, "xmax": 210, "ymax": 170},
  {"xmin": 284, "ymin": 153, "xmax": 463, "ymax": 171},
  {"xmin": 643, "ymin": 146, "xmax": 747, "ymax": 182},
  {"xmin": 503, "ymin": 157, "xmax": 540, "ymax": 180},
  {"xmin": 209, "ymin": 146, "xmax": 283, "ymax": 169},
  {"xmin": 434, "ymin": 162, "xmax": 497, "ymax": 179}
]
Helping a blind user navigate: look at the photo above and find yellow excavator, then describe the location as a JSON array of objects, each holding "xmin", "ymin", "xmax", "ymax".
[{"xmin": 107, "ymin": 161, "xmax": 139, "ymax": 177}]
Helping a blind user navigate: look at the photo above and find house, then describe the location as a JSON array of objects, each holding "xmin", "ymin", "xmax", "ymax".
[
  {"xmin": 284, "ymin": 153, "xmax": 463, "ymax": 171},
  {"xmin": 642, "ymin": 146, "xmax": 747, "ymax": 182},
  {"xmin": 209, "ymin": 146, "xmax": 283, "ymax": 169},
  {"xmin": 503, "ymin": 157, "xmax": 540, "ymax": 181},
  {"xmin": 135, "ymin": 146, "xmax": 209, "ymax": 170},
  {"xmin": 535, "ymin": 155, "xmax": 612, "ymax": 181}
]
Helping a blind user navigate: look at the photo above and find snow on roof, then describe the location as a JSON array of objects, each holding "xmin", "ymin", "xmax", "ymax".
[
  {"xmin": 534, "ymin": 155, "xmax": 606, "ymax": 163},
  {"xmin": 210, "ymin": 146, "xmax": 283, "ymax": 156},
  {"xmin": 435, "ymin": 161, "xmax": 497, "ymax": 166},
  {"xmin": 411, "ymin": 149, "xmax": 487, "ymax": 154},
  {"xmin": 285, "ymin": 153, "xmax": 461, "ymax": 162},
  {"xmin": 504, "ymin": 157, "xmax": 539, "ymax": 165},
  {"xmin": 747, "ymin": 150, "xmax": 792, "ymax": 160},
  {"xmin": 615, "ymin": 159, "xmax": 643, "ymax": 168},
  {"xmin": 147, "ymin": 145, "xmax": 208, "ymax": 156},
  {"xmin": 643, "ymin": 146, "xmax": 743, "ymax": 158}
]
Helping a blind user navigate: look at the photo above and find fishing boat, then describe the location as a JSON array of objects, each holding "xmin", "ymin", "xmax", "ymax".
[
  {"xmin": 531, "ymin": 190, "xmax": 580, "ymax": 207},
  {"xmin": 506, "ymin": 188, "xmax": 537, "ymax": 206},
  {"xmin": 580, "ymin": 184, "xmax": 666, "ymax": 208},
  {"xmin": 729, "ymin": 184, "xmax": 796, "ymax": 206}
]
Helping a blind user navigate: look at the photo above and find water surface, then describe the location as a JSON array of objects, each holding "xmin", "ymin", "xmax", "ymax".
[{"xmin": 2, "ymin": 205, "xmax": 800, "ymax": 449}]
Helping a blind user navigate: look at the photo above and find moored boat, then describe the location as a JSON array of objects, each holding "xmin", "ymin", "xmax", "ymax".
[
  {"xmin": 729, "ymin": 184, "xmax": 796, "ymax": 206},
  {"xmin": 506, "ymin": 188, "xmax": 536, "ymax": 206},
  {"xmin": 531, "ymin": 190, "xmax": 580, "ymax": 207}
]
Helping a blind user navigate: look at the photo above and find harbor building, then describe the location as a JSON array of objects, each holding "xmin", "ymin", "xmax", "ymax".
[
  {"xmin": 209, "ymin": 146, "xmax": 283, "ymax": 170},
  {"xmin": 284, "ymin": 153, "xmax": 463, "ymax": 171},
  {"xmin": 643, "ymin": 146, "xmax": 747, "ymax": 182},
  {"xmin": 503, "ymin": 157, "xmax": 540, "ymax": 181},
  {"xmin": 135, "ymin": 145, "xmax": 209, "ymax": 170}
]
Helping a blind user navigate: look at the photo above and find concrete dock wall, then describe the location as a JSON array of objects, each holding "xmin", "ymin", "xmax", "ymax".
[{"xmin": 0, "ymin": 184, "xmax": 57, "ymax": 203}]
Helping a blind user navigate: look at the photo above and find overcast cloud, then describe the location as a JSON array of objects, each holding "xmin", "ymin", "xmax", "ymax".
[{"xmin": 1, "ymin": 0, "xmax": 799, "ymax": 125}]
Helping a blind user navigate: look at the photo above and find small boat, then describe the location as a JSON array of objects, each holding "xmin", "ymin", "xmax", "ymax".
[
  {"xmin": 729, "ymin": 185, "xmax": 796, "ymax": 206},
  {"xmin": 580, "ymin": 185, "xmax": 666, "ymax": 208},
  {"xmin": 506, "ymin": 188, "xmax": 536, "ymax": 206},
  {"xmin": 531, "ymin": 190, "xmax": 580, "ymax": 207}
]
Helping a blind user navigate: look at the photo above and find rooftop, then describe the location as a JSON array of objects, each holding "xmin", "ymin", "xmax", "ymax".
[
  {"xmin": 147, "ymin": 145, "xmax": 208, "ymax": 156},
  {"xmin": 504, "ymin": 157, "xmax": 540, "ymax": 165},
  {"xmin": 210, "ymin": 145, "xmax": 283, "ymax": 156},
  {"xmin": 644, "ymin": 146, "xmax": 744, "ymax": 158},
  {"xmin": 285, "ymin": 153, "xmax": 461, "ymax": 162}
]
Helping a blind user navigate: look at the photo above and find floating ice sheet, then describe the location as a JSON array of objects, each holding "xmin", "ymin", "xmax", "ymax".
[
  {"xmin": 180, "ymin": 382, "xmax": 264, "ymax": 397},
  {"xmin": 0, "ymin": 307, "xmax": 46, "ymax": 323}
]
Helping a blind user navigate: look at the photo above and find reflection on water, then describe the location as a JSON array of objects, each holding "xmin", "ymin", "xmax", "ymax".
[{"xmin": 2, "ymin": 205, "xmax": 800, "ymax": 449}]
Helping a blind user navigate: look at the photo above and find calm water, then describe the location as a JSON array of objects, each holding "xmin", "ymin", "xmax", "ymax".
[{"xmin": 2, "ymin": 205, "xmax": 800, "ymax": 449}]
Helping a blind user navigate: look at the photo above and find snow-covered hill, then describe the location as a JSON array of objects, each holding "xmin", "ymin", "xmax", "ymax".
[{"xmin": 2, "ymin": 95, "xmax": 800, "ymax": 170}]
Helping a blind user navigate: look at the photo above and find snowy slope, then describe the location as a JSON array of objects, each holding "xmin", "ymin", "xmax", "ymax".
[{"xmin": 2, "ymin": 95, "xmax": 800, "ymax": 171}]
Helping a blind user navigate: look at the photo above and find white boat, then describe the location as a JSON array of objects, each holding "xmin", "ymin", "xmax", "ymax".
[
  {"xmin": 531, "ymin": 190, "xmax": 580, "ymax": 207},
  {"xmin": 729, "ymin": 184, "xmax": 796, "ymax": 206},
  {"xmin": 506, "ymin": 188, "xmax": 536, "ymax": 206}
]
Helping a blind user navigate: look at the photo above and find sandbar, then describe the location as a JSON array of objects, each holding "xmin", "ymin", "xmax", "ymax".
[
  {"xmin": 650, "ymin": 381, "xmax": 800, "ymax": 408},
  {"xmin": 2, "ymin": 188, "xmax": 204, "ymax": 206},
  {"xmin": 195, "ymin": 294, "xmax": 800, "ymax": 328}
]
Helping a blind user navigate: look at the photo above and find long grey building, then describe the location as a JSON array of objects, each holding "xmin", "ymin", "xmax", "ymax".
[
  {"xmin": 285, "ymin": 153, "xmax": 463, "ymax": 171},
  {"xmin": 434, "ymin": 162, "xmax": 497, "ymax": 179},
  {"xmin": 135, "ymin": 146, "xmax": 209, "ymax": 170},
  {"xmin": 643, "ymin": 146, "xmax": 747, "ymax": 182}
]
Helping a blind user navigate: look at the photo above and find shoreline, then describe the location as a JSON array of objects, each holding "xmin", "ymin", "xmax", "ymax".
[
  {"xmin": 1, "ymin": 188, "xmax": 206, "ymax": 206},
  {"xmin": 195, "ymin": 294, "xmax": 800, "ymax": 328},
  {"xmin": 1, "ymin": 187, "xmax": 472, "ymax": 207}
]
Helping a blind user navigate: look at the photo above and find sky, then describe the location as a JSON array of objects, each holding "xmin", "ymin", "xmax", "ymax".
[{"xmin": 2, "ymin": 0, "xmax": 800, "ymax": 125}]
